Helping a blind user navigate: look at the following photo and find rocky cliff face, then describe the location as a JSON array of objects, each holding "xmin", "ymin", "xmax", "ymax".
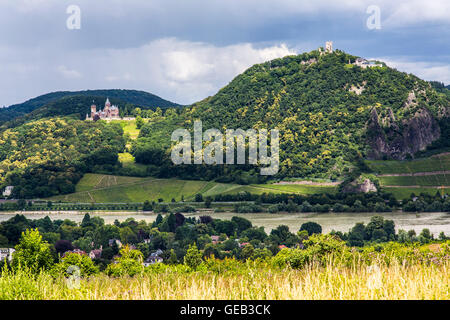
[
  {"xmin": 343, "ymin": 178, "xmax": 378, "ymax": 193},
  {"xmin": 366, "ymin": 104, "xmax": 441, "ymax": 160}
]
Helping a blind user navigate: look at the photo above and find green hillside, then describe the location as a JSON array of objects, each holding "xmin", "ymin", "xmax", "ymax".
[
  {"xmin": 0, "ymin": 89, "xmax": 180, "ymax": 125},
  {"xmin": 0, "ymin": 118, "xmax": 126, "ymax": 198},
  {"xmin": 133, "ymin": 49, "xmax": 450, "ymax": 181}
]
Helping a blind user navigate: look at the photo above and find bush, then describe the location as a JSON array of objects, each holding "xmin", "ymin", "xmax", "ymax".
[
  {"xmin": 105, "ymin": 246, "xmax": 144, "ymax": 277},
  {"xmin": 184, "ymin": 243, "xmax": 202, "ymax": 270},
  {"xmin": 300, "ymin": 222, "xmax": 322, "ymax": 236},
  {"xmin": 51, "ymin": 252, "xmax": 99, "ymax": 278},
  {"xmin": 12, "ymin": 229, "xmax": 53, "ymax": 274}
]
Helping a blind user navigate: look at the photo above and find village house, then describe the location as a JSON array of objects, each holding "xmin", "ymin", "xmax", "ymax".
[
  {"xmin": 62, "ymin": 249, "xmax": 86, "ymax": 258},
  {"xmin": 2, "ymin": 186, "xmax": 14, "ymax": 198},
  {"xmin": 143, "ymin": 256, "xmax": 163, "ymax": 267},
  {"xmin": 353, "ymin": 57, "xmax": 383, "ymax": 69},
  {"xmin": 0, "ymin": 248, "xmax": 15, "ymax": 262},
  {"xmin": 89, "ymin": 246, "xmax": 103, "ymax": 260},
  {"xmin": 239, "ymin": 242, "xmax": 250, "ymax": 248},
  {"xmin": 108, "ymin": 239, "xmax": 123, "ymax": 248},
  {"xmin": 143, "ymin": 249, "xmax": 164, "ymax": 266}
]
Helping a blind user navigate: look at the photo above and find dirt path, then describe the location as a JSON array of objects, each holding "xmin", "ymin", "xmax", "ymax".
[
  {"xmin": 384, "ymin": 185, "xmax": 448, "ymax": 188},
  {"xmin": 274, "ymin": 181, "xmax": 341, "ymax": 186},
  {"xmin": 378, "ymin": 170, "xmax": 450, "ymax": 177}
]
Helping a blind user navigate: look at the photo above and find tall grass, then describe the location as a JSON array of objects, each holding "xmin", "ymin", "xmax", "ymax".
[{"xmin": 1, "ymin": 258, "xmax": 448, "ymax": 300}]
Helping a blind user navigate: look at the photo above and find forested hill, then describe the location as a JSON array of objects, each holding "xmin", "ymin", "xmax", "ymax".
[
  {"xmin": 136, "ymin": 49, "xmax": 450, "ymax": 180},
  {"xmin": 0, "ymin": 89, "xmax": 180, "ymax": 125},
  {"xmin": 0, "ymin": 118, "xmax": 126, "ymax": 198}
]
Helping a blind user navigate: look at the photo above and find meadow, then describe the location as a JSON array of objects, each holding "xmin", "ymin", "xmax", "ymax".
[
  {"xmin": 48, "ymin": 174, "xmax": 336, "ymax": 203},
  {"xmin": 1, "ymin": 245, "xmax": 448, "ymax": 300},
  {"xmin": 379, "ymin": 174, "xmax": 450, "ymax": 187},
  {"xmin": 366, "ymin": 153, "xmax": 450, "ymax": 175},
  {"xmin": 383, "ymin": 187, "xmax": 450, "ymax": 200}
]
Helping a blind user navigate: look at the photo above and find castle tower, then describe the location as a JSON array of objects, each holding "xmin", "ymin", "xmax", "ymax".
[
  {"xmin": 90, "ymin": 103, "xmax": 97, "ymax": 118},
  {"xmin": 104, "ymin": 98, "xmax": 111, "ymax": 117},
  {"xmin": 325, "ymin": 41, "xmax": 333, "ymax": 53}
]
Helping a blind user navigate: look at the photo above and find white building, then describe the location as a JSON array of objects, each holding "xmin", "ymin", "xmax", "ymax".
[
  {"xmin": 2, "ymin": 186, "xmax": 14, "ymax": 197},
  {"xmin": 0, "ymin": 248, "xmax": 15, "ymax": 262},
  {"xmin": 354, "ymin": 58, "xmax": 382, "ymax": 68}
]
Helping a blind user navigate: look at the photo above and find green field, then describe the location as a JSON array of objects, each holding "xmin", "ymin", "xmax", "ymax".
[
  {"xmin": 48, "ymin": 174, "xmax": 336, "ymax": 203},
  {"xmin": 366, "ymin": 154, "xmax": 450, "ymax": 174},
  {"xmin": 379, "ymin": 174, "xmax": 450, "ymax": 187},
  {"xmin": 383, "ymin": 187, "xmax": 450, "ymax": 199},
  {"xmin": 51, "ymin": 174, "xmax": 210, "ymax": 203},
  {"xmin": 366, "ymin": 153, "xmax": 450, "ymax": 197},
  {"xmin": 119, "ymin": 120, "xmax": 144, "ymax": 140},
  {"xmin": 231, "ymin": 184, "xmax": 337, "ymax": 195}
]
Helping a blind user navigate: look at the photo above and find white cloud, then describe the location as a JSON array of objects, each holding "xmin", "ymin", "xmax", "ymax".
[
  {"xmin": 374, "ymin": 57, "xmax": 450, "ymax": 84},
  {"xmin": 57, "ymin": 65, "xmax": 82, "ymax": 79},
  {"xmin": 381, "ymin": 0, "xmax": 450, "ymax": 27},
  {"xmin": 0, "ymin": 38, "xmax": 297, "ymax": 106}
]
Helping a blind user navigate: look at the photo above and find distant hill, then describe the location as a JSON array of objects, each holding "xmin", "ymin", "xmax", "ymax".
[
  {"xmin": 0, "ymin": 89, "xmax": 180, "ymax": 124},
  {"xmin": 136, "ymin": 48, "xmax": 450, "ymax": 180},
  {"xmin": 430, "ymin": 81, "xmax": 450, "ymax": 99}
]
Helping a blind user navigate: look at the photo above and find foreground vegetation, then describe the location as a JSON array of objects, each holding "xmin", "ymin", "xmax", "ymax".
[
  {"xmin": 1, "ymin": 257, "xmax": 448, "ymax": 300},
  {"xmin": 1, "ymin": 230, "xmax": 448, "ymax": 300}
]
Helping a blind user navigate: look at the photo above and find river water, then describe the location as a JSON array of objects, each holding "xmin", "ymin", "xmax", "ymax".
[{"xmin": 1, "ymin": 211, "xmax": 449, "ymax": 236}]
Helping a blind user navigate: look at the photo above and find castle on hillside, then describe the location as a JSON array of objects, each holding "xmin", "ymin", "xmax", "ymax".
[
  {"xmin": 86, "ymin": 98, "xmax": 120, "ymax": 121},
  {"xmin": 319, "ymin": 41, "xmax": 333, "ymax": 55},
  {"xmin": 353, "ymin": 58, "xmax": 383, "ymax": 69}
]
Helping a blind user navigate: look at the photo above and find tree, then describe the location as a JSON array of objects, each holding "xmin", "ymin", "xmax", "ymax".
[
  {"xmin": 54, "ymin": 240, "xmax": 74, "ymax": 255},
  {"xmin": 203, "ymin": 243, "xmax": 219, "ymax": 258},
  {"xmin": 135, "ymin": 116, "xmax": 144, "ymax": 129},
  {"xmin": 299, "ymin": 222, "xmax": 322, "ymax": 236},
  {"xmin": 160, "ymin": 213, "xmax": 176, "ymax": 233},
  {"xmin": 81, "ymin": 213, "xmax": 92, "ymax": 228},
  {"xmin": 106, "ymin": 245, "xmax": 144, "ymax": 277},
  {"xmin": 143, "ymin": 200, "xmax": 153, "ymax": 212},
  {"xmin": 241, "ymin": 244, "xmax": 255, "ymax": 260},
  {"xmin": 52, "ymin": 252, "xmax": 99, "ymax": 277},
  {"xmin": 195, "ymin": 194, "xmax": 203, "ymax": 202},
  {"xmin": 184, "ymin": 243, "xmax": 202, "ymax": 270},
  {"xmin": 167, "ymin": 249, "xmax": 178, "ymax": 264},
  {"xmin": 205, "ymin": 197, "xmax": 212, "ymax": 208},
  {"xmin": 12, "ymin": 229, "xmax": 53, "ymax": 273},
  {"xmin": 270, "ymin": 225, "xmax": 292, "ymax": 244},
  {"xmin": 231, "ymin": 216, "xmax": 252, "ymax": 234}
]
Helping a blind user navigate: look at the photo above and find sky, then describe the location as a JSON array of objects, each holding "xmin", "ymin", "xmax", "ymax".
[{"xmin": 0, "ymin": 0, "xmax": 449, "ymax": 107}]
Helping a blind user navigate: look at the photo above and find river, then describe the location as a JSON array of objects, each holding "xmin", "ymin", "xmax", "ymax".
[{"xmin": 1, "ymin": 211, "xmax": 449, "ymax": 236}]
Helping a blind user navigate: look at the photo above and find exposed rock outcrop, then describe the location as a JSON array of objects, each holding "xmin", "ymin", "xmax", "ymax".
[
  {"xmin": 343, "ymin": 179, "xmax": 378, "ymax": 193},
  {"xmin": 366, "ymin": 105, "xmax": 441, "ymax": 160}
]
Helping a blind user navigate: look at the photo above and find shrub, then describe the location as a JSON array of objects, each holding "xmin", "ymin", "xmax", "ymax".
[
  {"xmin": 51, "ymin": 252, "xmax": 99, "ymax": 278},
  {"xmin": 184, "ymin": 243, "xmax": 202, "ymax": 270},
  {"xmin": 105, "ymin": 246, "xmax": 144, "ymax": 277},
  {"xmin": 299, "ymin": 222, "xmax": 322, "ymax": 236},
  {"xmin": 12, "ymin": 229, "xmax": 53, "ymax": 274}
]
